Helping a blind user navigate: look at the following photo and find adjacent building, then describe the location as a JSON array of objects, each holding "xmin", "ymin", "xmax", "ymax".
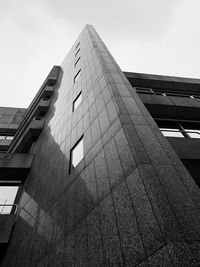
[{"xmin": 0, "ymin": 25, "xmax": 200, "ymax": 266}]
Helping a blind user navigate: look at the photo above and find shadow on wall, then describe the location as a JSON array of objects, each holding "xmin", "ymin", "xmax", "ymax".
[{"xmin": 1, "ymin": 68, "xmax": 98, "ymax": 267}]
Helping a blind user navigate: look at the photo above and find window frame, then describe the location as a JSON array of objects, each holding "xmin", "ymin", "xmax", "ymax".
[
  {"xmin": 69, "ymin": 136, "xmax": 84, "ymax": 173},
  {"xmin": 156, "ymin": 119, "xmax": 200, "ymax": 139},
  {"xmin": 160, "ymin": 128, "xmax": 185, "ymax": 138},
  {"xmin": 74, "ymin": 69, "xmax": 81, "ymax": 83},
  {"xmin": 75, "ymin": 48, "xmax": 80, "ymax": 57},
  {"xmin": 75, "ymin": 42, "xmax": 80, "ymax": 49},
  {"xmin": 72, "ymin": 91, "xmax": 82, "ymax": 112},
  {"xmin": 0, "ymin": 182, "xmax": 21, "ymax": 214},
  {"xmin": 74, "ymin": 57, "xmax": 81, "ymax": 68},
  {"xmin": 0, "ymin": 135, "xmax": 14, "ymax": 140}
]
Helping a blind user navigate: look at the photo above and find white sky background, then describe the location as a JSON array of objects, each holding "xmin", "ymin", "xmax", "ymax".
[{"xmin": 0, "ymin": 0, "xmax": 200, "ymax": 108}]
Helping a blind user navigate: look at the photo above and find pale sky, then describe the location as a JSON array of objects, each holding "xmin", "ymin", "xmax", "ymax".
[{"xmin": 1, "ymin": 0, "xmax": 200, "ymax": 108}]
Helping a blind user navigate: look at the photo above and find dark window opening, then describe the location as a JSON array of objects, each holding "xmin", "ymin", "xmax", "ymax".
[
  {"xmin": 74, "ymin": 69, "xmax": 81, "ymax": 83},
  {"xmin": 75, "ymin": 42, "xmax": 80, "ymax": 49},
  {"xmin": 181, "ymin": 159, "xmax": 200, "ymax": 189},
  {"xmin": 75, "ymin": 48, "xmax": 80, "ymax": 57},
  {"xmin": 74, "ymin": 57, "xmax": 80, "ymax": 68},
  {"xmin": 33, "ymin": 117, "xmax": 43, "ymax": 121},
  {"xmin": 72, "ymin": 92, "xmax": 82, "ymax": 112}
]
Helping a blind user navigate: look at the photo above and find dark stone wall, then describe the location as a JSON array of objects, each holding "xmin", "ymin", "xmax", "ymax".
[{"xmin": 2, "ymin": 25, "xmax": 200, "ymax": 266}]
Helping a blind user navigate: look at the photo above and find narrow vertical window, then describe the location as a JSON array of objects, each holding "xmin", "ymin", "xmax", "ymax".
[
  {"xmin": 75, "ymin": 42, "xmax": 80, "ymax": 49},
  {"xmin": 74, "ymin": 69, "xmax": 81, "ymax": 83},
  {"xmin": 75, "ymin": 48, "xmax": 80, "ymax": 57},
  {"xmin": 70, "ymin": 136, "xmax": 84, "ymax": 170},
  {"xmin": 74, "ymin": 57, "xmax": 80, "ymax": 68},
  {"xmin": 73, "ymin": 92, "xmax": 82, "ymax": 111}
]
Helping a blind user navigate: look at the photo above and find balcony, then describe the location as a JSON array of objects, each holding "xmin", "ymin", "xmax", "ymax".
[
  {"xmin": 0, "ymin": 139, "xmax": 12, "ymax": 152},
  {"xmin": 138, "ymin": 94, "xmax": 200, "ymax": 120},
  {"xmin": 167, "ymin": 137, "xmax": 200, "ymax": 160},
  {"xmin": 41, "ymin": 86, "xmax": 55, "ymax": 98},
  {"xmin": 47, "ymin": 66, "xmax": 60, "ymax": 86},
  {"xmin": 0, "ymin": 153, "xmax": 33, "ymax": 181},
  {"xmin": 11, "ymin": 118, "xmax": 45, "ymax": 153},
  {"xmin": 36, "ymin": 98, "xmax": 50, "ymax": 116}
]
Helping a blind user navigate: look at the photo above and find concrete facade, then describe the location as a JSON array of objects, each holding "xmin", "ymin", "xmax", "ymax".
[
  {"xmin": 0, "ymin": 107, "xmax": 26, "ymax": 131},
  {"xmin": 0, "ymin": 107, "xmax": 26, "ymax": 151},
  {"xmin": 1, "ymin": 25, "xmax": 200, "ymax": 266}
]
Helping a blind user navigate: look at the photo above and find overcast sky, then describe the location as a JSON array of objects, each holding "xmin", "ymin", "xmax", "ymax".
[{"xmin": 1, "ymin": 0, "xmax": 200, "ymax": 108}]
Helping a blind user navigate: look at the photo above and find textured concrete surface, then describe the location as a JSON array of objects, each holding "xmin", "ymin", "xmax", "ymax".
[{"xmin": 2, "ymin": 25, "xmax": 200, "ymax": 266}]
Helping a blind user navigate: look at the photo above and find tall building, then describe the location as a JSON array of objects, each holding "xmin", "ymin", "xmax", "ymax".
[{"xmin": 0, "ymin": 25, "xmax": 200, "ymax": 266}]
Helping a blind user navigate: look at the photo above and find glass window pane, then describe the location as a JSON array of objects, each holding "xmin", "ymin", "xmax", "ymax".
[
  {"xmin": 0, "ymin": 186, "xmax": 19, "ymax": 214},
  {"xmin": 73, "ymin": 92, "xmax": 82, "ymax": 111},
  {"xmin": 74, "ymin": 69, "xmax": 81, "ymax": 83},
  {"xmin": 160, "ymin": 128, "xmax": 184, "ymax": 138},
  {"xmin": 74, "ymin": 57, "xmax": 80, "ymax": 68},
  {"xmin": 75, "ymin": 42, "xmax": 80, "ymax": 49},
  {"xmin": 75, "ymin": 48, "xmax": 80, "ymax": 57},
  {"xmin": 186, "ymin": 129, "xmax": 200, "ymax": 139},
  {"xmin": 71, "ymin": 138, "xmax": 83, "ymax": 167},
  {"xmin": 6, "ymin": 136, "xmax": 14, "ymax": 140}
]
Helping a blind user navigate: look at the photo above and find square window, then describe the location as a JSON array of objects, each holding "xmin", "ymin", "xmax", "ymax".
[
  {"xmin": 74, "ymin": 69, "xmax": 81, "ymax": 83},
  {"xmin": 70, "ymin": 137, "xmax": 84, "ymax": 170},
  {"xmin": 73, "ymin": 92, "xmax": 82, "ymax": 111}
]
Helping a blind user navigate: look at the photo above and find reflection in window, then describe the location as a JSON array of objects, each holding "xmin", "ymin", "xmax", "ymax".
[
  {"xmin": 0, "ymin": 186, "xmax": 19, "ymax": 214},
  {"xmin": 185, "ymin": 129, "xmax": 200, "ymax": 139},
  {"xmin": 70, "ymin": 137, "xmax": 84, "ymax": 169},
  {"xmin": 74, "ymin": 69, "xmax": 81, "ymax": 83},
  {"xmin": 73, "ymin": 92, "xmax": 82, "ymax": 112},
  {"xmin": 0, "ymin": 135, "xmax": 14, "ymax": 140},
  {"xmin": 157, "ymin": 120, "xmax": 200, "ymax": 139},
  {"xmin": 160, "ymin": 128, "xmax": 184, "ymax": 138}
]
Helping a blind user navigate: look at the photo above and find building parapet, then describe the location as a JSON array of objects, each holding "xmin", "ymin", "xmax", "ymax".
[
  {"xmin": 0, "ymin": 152, "xmax": 33, "ymax": 181},
  {"xmin": 11, "ymin": 118, "xmax": 45, "ymax": 153},
  {"xmin": 9, "ymin": 66, "xmax": 61, "ymax": 153}
]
